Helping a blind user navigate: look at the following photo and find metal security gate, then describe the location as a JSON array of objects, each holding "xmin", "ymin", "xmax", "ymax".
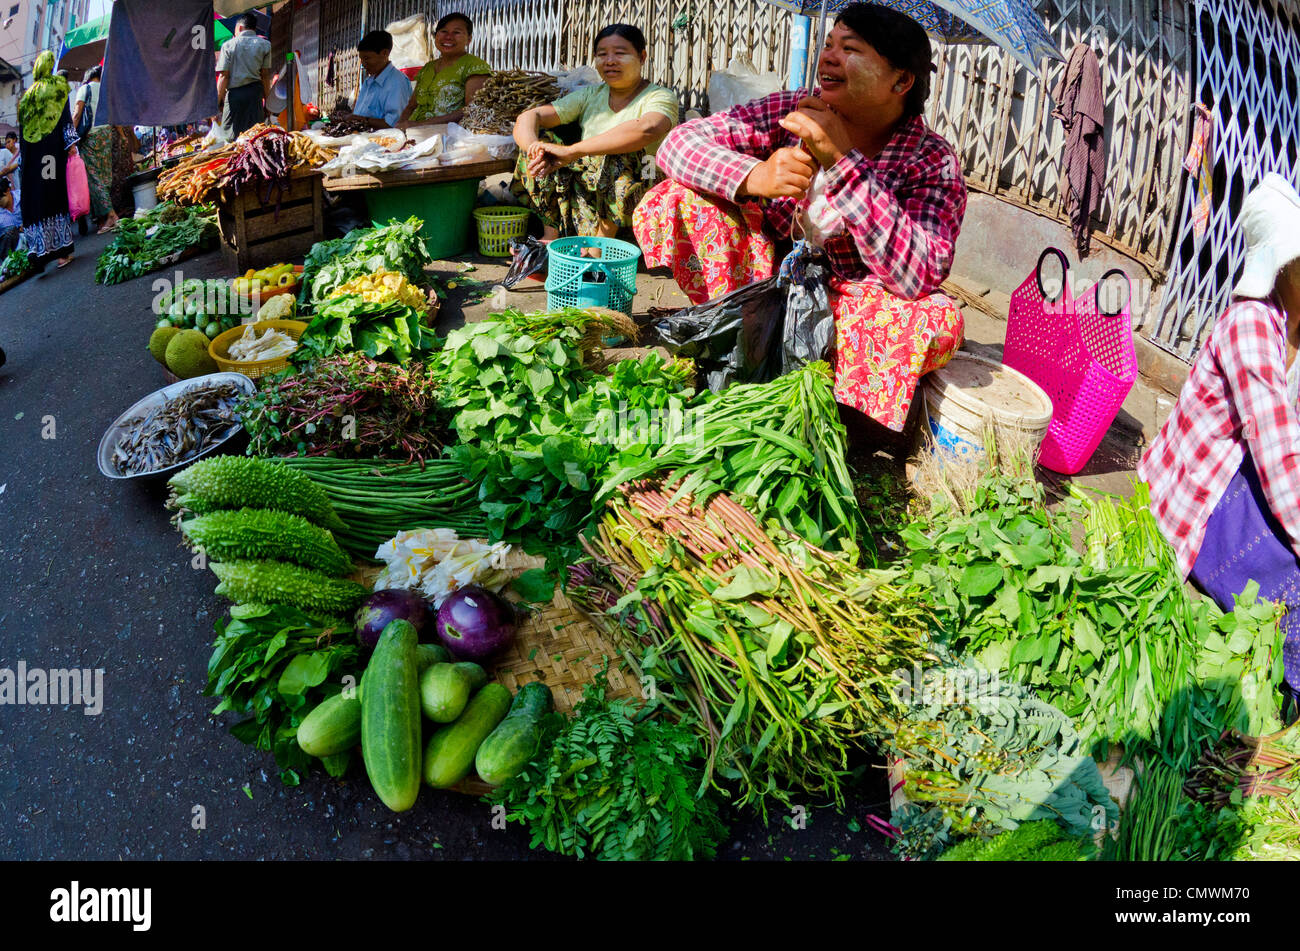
[
  {"xmin": 925, "ymin": 0, "xmax": 1193, "ymax": 276},
  {"xmin": 459, "ymin": 0, "xmax": 565, "ymax": 72},
  {"xmin": 1148, "ymin": 0, "xmax": 1300, "ymax": 360}
]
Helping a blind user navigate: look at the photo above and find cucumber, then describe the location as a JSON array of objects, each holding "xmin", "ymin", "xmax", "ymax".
[
  {"xmin": 416, "ymin": 643, "xmax": 452, "ymax": 669},
  {"xmin": 419, "ymin": 662, "xmax": 488, "ymax": 723},
  {"xmin": 422, "ymin": 683, "xmax": 511, "ymax": 788},
  {"xmin": 297, "ymin": 691, "xmax": 363, "ymax": 757},
  {"xmin": 475, "ymin": 682, "xmax": 554, "ymax": 786},
  {"xmin": 302, "ymin": 648, "xmax": 445, "ymax": 759},
  {"xmin": 361, "ymin": 620, "xmax": 422, "ymax": 812}
]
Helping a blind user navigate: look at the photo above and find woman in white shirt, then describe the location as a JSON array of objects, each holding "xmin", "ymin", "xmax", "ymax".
[{"xmin": 72, "ymin": 66, "xmax": 119, "ymax": 234}]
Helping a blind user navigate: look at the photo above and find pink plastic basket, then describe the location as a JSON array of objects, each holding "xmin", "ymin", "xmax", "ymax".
[{"xmin": 1003, "ymin": 249, "xmax": 1137, "ymax": 474}]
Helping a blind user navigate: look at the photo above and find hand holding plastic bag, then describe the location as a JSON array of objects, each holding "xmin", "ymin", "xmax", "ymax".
[
  {"xmin": 651, "ymin": 278, "xmax": 785, "ymax": 391},
  {"xmin": 778, "ymin": 239, "xmax": 834, "ymax": 371}
]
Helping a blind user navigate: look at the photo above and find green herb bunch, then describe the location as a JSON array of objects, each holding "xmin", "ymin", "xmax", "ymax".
[
  {"xmin": 95, "ymin": 202, "xmax": 218, "ymax": 285},
  {"xmin": 0, "ymin": 247, "xmax": 31, "ymax": 280},
  {"xmin": 937, "ymin": 819, "xmax": 1096, "ymax": 861},
  {"xmin": 486, "ymin": 683, "xmax": 729, "ymax": 861},
  {"xmin": 297, "ymin": 293, "xmax": 437, "ymax": 365},
  {"xmin": 299, "ymin": 217, "xmax": 433, "ymax": 312},
  {"xmin": 900, "ymin": 475, "xmax": 1285, "ymax": 769},
  {"xmin": 438, "ymin": 311, "xmax": 700, "ymax": 561},
  {"xmin": 205, "ymin": 603, "xmax": 361, "ymax": 785},
  {"xmin": 239, "ymin": 353, "xmax": 447, "ymax": 462}
]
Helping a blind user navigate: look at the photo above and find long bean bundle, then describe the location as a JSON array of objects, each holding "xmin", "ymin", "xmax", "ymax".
[
  {"xmin": 1106, "ymin": 762, "xmax": 1187, "ymax": 861},
  {"xmin": 573, "ymin": 480, "xmax": 933, "ymax": 816},
  {"xmin": 278, "ymin": 457, "xmax": 487, "ymax": 559},
  {"xmin": 599, "ymin": 362, "xmax": 866, "ymax": 558}
]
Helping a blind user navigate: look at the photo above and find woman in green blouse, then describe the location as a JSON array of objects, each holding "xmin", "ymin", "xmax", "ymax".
[
  {"xmin": 512, "ymin": 24, "xmax": 678, "ymax": 241},
  {"xmin": 397, "ymin": 13, "xmax": 491, "ymax": 129}
]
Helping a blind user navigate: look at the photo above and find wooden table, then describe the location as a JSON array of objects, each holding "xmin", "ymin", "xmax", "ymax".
[{"xmin": 319, "ymin": 158, "xmax": 515, "ymax": 193}]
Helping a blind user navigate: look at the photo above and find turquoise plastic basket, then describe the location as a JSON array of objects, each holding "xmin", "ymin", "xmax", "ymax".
[{"xmin": 544, "ymin": 236, "xmax": 641, "ymax": 315}]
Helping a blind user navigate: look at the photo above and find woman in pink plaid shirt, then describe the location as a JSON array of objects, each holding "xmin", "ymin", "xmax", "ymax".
[
  {"xmin": 633, "ymin": 2, "xmax": 966, "ymax": 433},
  {"xmin": 1139, "ymin": 173, "xmax": 1300, "ymax": 708}
]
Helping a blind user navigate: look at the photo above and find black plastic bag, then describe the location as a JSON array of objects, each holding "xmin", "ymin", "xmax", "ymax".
[
  {"xmin": 502, "ymin": 236, "xmax": 549, "ymax": 289},
  {"xmin": 778, "ymin": 240, "xmax": 834, "ymax": 372},
  {"xmin": 651, "ymin": 277, "xmax": 785, "ymax": 392}
]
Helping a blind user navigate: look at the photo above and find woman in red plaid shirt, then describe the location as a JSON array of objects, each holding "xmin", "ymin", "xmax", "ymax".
[
  {"xmin": 633, "ymin": 2, "xmax": 966, "ymax": 433},
  {"xmin": 1138, "ymin": 173, "xmax": 1300, "ymax": 705}
]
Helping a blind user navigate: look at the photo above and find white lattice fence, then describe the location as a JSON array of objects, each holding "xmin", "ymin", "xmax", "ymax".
[
  {"xmin": 927, "ymin": 0, "xmax": 1192, "ymax": 273},
  {"xmin": 1148, "ymin": 0, "xmax": 1300, "ymax": 359},
  {"xmin": 562, "ymin": 0, "xmax": 792, "ymax": 112}
]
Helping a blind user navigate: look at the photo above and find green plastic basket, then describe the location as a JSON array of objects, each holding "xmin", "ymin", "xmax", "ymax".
[
  {"xmin": 544, "ymin": 236, "xmax": 641, "ymax": 315},
  {"xmin": 473, "ymin": 206, "xmax": 531, "ymax": 256}
]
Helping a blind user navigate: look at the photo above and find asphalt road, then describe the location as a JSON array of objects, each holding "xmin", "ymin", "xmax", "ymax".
[{"xmin": 0, "ymin": 233, "xmax": 893, "ymax": 861}]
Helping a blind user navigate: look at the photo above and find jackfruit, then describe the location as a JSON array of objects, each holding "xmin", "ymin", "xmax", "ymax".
[
  {"xmin": 149, "ymin": 326, "xmax": 182, "ymax": 366},
  {"xmin": 165, "ymin": 329, "xmax": 218, "ymax": 378}
]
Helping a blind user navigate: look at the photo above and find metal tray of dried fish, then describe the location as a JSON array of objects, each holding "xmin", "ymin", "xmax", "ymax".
[{"xmin": 97, "ymin": 372, "xmax": 256, "ymax": 481}]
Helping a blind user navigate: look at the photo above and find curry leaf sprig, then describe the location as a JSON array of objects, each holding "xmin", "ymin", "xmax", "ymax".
[{"xmin": 485, "ymin": 682, "xmax": 729, "ymax": 861}]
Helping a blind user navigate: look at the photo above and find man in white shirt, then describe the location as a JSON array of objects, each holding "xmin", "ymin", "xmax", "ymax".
[{"xmin": 216, "ymin": 14, "xmax": 273, "ymax": 138}]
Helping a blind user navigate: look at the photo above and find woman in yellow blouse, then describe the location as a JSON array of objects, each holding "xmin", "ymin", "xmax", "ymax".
[
  {"xmin": 397, "ymin": 13, "xmax": 491, "ymax": 129},
  {"xmin": 511, "ymin": 24, "xmax": 677, "ymax": 241}
]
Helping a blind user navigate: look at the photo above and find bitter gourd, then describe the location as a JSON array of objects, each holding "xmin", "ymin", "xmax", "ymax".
[
  {"xmin": 210, "ymin": 559, "xmax": 368, "ymax": 616},
  {"xmin": 181, "ymin": 508, "xmax": 353, "ymax": 576},
  {"xmin": 167, "ymin": 456, "xmax": 348, "ymax": 531}
]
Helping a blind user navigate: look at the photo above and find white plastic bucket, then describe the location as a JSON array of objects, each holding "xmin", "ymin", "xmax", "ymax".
[
  {"xmin": 920, "ymin": 351, "xmax": 1054, "ymax": 461},
  {"xmin": 131, "ymin": 179, "xmax": 158, "ymax": 212}
]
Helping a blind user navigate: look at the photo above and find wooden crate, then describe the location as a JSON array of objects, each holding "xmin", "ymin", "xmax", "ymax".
[{"xmin": 218, "ymin": 167, "xmax": 324, "ymax": 273}]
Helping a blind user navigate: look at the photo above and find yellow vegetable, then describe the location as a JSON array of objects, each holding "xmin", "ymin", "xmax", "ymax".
[{"xmin": 327, "ymin": 270, "xmax": 427, "ymax": 310}]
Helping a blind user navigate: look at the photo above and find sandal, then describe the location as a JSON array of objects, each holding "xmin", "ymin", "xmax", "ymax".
[{"xmin": 56, "ymin": 255, "xmax": 74, "ymax": 269}]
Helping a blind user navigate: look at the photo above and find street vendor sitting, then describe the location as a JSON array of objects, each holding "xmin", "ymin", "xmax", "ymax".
[
  {"xmin": 1139, "ymin": 173, "xmax": 1300, "ymax": 713},
  {"xmin": 511, "ymin": 24, "xmax": 678, "ymax": 242},
  {"xmin": 632, "ymin": 2, "xmax": 966, "ymax": 435},
  {"xmin": 396, "ymin": 13, "xmax": 492, "ymax": 129},
  {"xmin": 346, "ymin": 30, "xmax": 413, "ymax": 130}
]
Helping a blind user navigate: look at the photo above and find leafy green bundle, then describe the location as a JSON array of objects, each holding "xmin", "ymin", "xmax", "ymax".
[
  {"xmin": 437, "ymin": 310, "xmax": 699, "ymax": 558},
  {"xmin": 299, "ymin": 218, "xmax": 433, "ymax": 311},
  {"xmin": 95, "ymin": 203, "xmax": 218, "ymax": 285},
  {"xmin": 574, "ymin": 483, "xmax": 932, "ymax": 816},
  {"xmin": 486, "ymin": 683, "xmax": 728, "ymax": 861},
  {"xmin": 601, "ymin": 362, "xmax": 864, "ymax": 558},
  {"xmin": 205, "ymin": 603, "xmax": 361, "ymax": 784},
  {"xmin": 297, "ymin": 293, "xmax": 437, "ymax": 364},
  {"xmin": 0, "ymin": 248, "xmax": 31, "ymax": 281},
  {"xmin": 900, "ymin": 476, "xmax": 1284, "ymax": 769},
  {"xmin": 240, "ymin": 353, "xmax": 447, "ymax": 462}
]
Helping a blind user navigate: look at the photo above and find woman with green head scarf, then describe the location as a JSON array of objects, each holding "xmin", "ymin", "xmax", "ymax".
[{"xmin": 17, "ymin": 50, "xmax": 78, "ymax": 270}]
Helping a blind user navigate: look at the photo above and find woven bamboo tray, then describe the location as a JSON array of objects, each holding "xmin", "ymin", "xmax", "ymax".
[{"xmin": 351, "ymin": 550, "xmax": 637, "ymax": 796}]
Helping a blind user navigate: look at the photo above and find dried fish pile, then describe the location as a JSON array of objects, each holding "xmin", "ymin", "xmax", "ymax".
[
  {"xmin": 463, "ymin": 70, "xmax": 562, "ymax": 135},
  {"xmin": 111, "ymin": 382, "xmax": 243, "ymax": 475}
]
